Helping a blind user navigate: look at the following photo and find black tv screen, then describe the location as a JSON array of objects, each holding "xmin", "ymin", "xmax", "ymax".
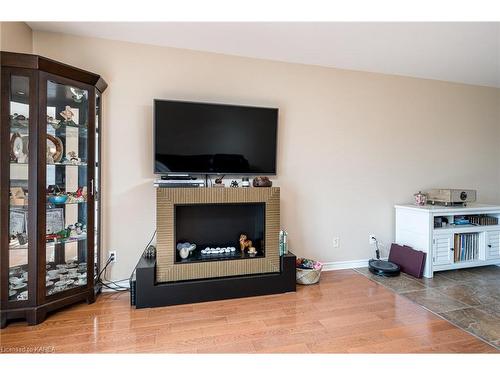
[{"xmin": 154, "ymin": 100, "xmax": 278, "ymax": 175}]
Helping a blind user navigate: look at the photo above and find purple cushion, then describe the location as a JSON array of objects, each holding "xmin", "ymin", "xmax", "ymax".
[{"xmin": 388, "ymin": 243, "xmax": 426, "ymax": 278}]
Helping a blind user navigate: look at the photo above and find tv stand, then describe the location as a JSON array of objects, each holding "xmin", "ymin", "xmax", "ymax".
[
  {"xmin": 132, "ymin": 253, "xmax": 296, "ymax": 308},
  {"xmin": 395, "ymin": 204, "xmax": 500, "ymax": 278}
]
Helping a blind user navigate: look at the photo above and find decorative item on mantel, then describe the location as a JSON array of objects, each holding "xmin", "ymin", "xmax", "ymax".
[
  {"xmin": 230, "ymin": 180, "xmax": 239, "ymax": 188},
  {"xmin": 239, "ymin": 234, "xmax": 253, "ymax": 252},
  {"xmin": 279, "ymin": 229, "xmax": 288, "ymax": 256},
  {"xmin": 214, "ymin": 176, "xmax": 225, "ymax": 188},
  {"xmin": 177, "ymin": 242, "xmax": 196, "ymax": 259},
  {"xmin": 253, "ymin": 176, "xmax": 272, "ymax": 187},
  {"xmin": 248, "ymin": 247, "xmax": 257, "ymax": 256},
  {"xmin": 241, "ymin": 177, "xmax": 250, "ymax": 188},
  {"xmin": 414, "ymin": 191, "xmax": 427, "ymax": 206}
]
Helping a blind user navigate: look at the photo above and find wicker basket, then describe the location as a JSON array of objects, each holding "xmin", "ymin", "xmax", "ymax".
[{"xmin": 296, "ymin": 265, "xmax": 323, "ymax": 285}]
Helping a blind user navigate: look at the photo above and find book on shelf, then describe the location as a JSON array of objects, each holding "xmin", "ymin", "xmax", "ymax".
[{"xmin": 454, "ymin": 232, "xmax": 479, "ymax": 263}]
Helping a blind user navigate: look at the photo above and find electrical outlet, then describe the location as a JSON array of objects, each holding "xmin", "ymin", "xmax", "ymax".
[
  {"xmin": 108, "ymin": 251, "xmax": 117, "ymax": 263},
  {"xmin": 369, "ymin": 234, "xmax": 377, "ymax": 245},
  {"xmin": 332, "ymin": 237, "xmax": 340, "ymax": 248}
]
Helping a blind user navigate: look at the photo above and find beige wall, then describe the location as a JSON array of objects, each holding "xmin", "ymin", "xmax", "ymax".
[
  {"xmin": 32, "ymin": 31, "xmax": 500, "ymax": 280},
  {"xmin": 0, "ymin": 22, "xmax": 33, "ymax": 53}
]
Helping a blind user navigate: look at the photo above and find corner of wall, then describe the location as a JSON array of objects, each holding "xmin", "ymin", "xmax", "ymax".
[{"xmin": 0, "ymin": 22, "xmax": 33, "ymax": 54}]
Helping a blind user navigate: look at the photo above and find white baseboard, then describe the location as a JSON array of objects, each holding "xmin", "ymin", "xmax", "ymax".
[
  {"xmin": 322, "ymin": 258, "xmax": 369, "ymax": 271},
  {"xmin": 321, "ymin": 257, "xmax": 388, "ymax": 271},
  {"xmin": 100, "ymin": 279, "xmax": 130, "ymax": 292}
]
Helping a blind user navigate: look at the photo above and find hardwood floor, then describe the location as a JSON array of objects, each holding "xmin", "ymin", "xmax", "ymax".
[{"xmin": 0, "ymin": 270, "xmax": 497, "ymax": 353}]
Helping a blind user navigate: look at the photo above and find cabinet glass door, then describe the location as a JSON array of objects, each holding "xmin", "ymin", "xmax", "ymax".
[
  {"xmin": 45, "ymin": 80, "xmax": 89, "ymax": 296},
  {"xmin": 8, "ymin": 75, "xmax": 30, "ymax": 302}
]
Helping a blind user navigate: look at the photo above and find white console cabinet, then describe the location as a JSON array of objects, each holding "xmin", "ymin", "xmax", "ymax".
[{"xmin": 395, "ymin": 204, "xmax": 500, "ymax": 278}]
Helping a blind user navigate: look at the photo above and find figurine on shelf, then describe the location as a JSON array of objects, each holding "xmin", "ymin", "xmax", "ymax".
[
  {"xmin": 68, "ymin": 224, "xmax": 78, "ymax": 238},
  {"xmin": 230, "ymin": 180, "xmax": 239, "ymax": 188},
  {"xmin": 70, "ymin": 87, "xmax": 86, "ymax": 103},
  {"xmin": 12, "ymin": 114, "xmax": 28, "ymax": 128},
  {"xmin": 46, "ymin": 149, "xmax": 55, "ymax": 165},
  {"xmin": 60, "ymin": 106, "xmax": 76, "ymax": 126},
  {"xmin": 50, "ymin": 228, "xmax": 70, "ymax": 241},
  {"xmin": 176, "ymin": 242, "xmax": 196, "ymax": 259},
  {"xmin": 239, "ymin": 234, "xmax": 253, "ymax": 252},
  {"xmin": 47, "ymin": 185, "xmax": 68, "ymax": 205},
  {"xmin": 66, "ymin": 186, "xmax": 87, "ymax": 203},
  {"xmin": 47, "ymin": 115, "xmax": 61, "ymax": 130},
  {"xmin": 9, "ymin": 235, "xmax": 20, "ymax": 248},
  {"xmin": 248, "ymin": 247, "xmax": 257, "ymax": 257},
  {"xmin": 214, "ymin": 175, "xmax": 225, "ymax": 188},
  {"xmin": 10, "ymin": 187, "xmax": 27, "ymax": 206},
  {"xmin": 67, "ymin": 151, "xmax": 81, "ymax": 165},
  {"xmin": 16, "ymin": 232, "xmax": 28, "ymax": 246},
  {"xmin": 10, "ymin": 132, "xmax": 24, "ymax": 162},
  {"xmin": 75, "ymin": 222, "xmax": 84, "ymax": 236},
  {"xmin": 253, "ymin": 176, "xmax": 272, "ymax": 187}
]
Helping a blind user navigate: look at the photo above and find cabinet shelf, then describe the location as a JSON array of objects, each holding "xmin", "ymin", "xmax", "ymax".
[
  {"xmin": 47, "ymin": 123, "xmax": 88, "ymax": 137},
  {"xmin": 10, "ymin": 120, "xmax": 29, "ymax": 134},
  {"xmin": 46, "ymin": 235, "xmax": 87, "ymax": 245},
  {"xmin": 433, "ymin": 225, "xmax": 500, "ymax": 234}
]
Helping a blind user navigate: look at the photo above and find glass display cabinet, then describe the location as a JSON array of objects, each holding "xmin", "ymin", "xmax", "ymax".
[{"xmin": 1, "ymin": 52, "xmax": 107, "ymax": 327}]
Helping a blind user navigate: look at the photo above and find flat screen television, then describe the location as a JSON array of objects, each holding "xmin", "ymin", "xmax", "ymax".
[{"xmin": 154, "ymin": 99, "xmax": 278, "ymax": 175}]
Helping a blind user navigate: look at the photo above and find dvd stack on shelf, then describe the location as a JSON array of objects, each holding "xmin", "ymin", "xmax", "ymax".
[
  {"xmin": 453, "ymin": 233, "xmax": 479, "ymax": 263},
  {"xmin": 468, "ymin": 215, "xmax": 499, "ymax": 226}
]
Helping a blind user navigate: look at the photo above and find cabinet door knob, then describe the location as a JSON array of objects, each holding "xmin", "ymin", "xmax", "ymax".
[
  {"xmin": 488, "ymin": 244, "xmax": 492, "ymax": 248},
  {"xmin": 450, "ymin": 248, "xmax": 454, "ymax": 251}
]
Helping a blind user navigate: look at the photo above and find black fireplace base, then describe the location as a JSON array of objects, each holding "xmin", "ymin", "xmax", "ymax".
[{"xmin": 133, "ymin": 253, "xmax": 296, "ymax": 308}]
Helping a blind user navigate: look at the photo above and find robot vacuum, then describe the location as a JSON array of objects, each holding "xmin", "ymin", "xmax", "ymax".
[
  {"xmin": 368, "ymin": 237, "xmax": 400, "ymax": 277},
  {"xmin": 368, "ymin": 259, "xmax": 400, "ymax": 277}
]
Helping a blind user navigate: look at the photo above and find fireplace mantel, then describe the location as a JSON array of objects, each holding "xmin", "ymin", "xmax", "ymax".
[{"xmin": 156, "ymin": 187, "xmax": 280, "ymax": 282}]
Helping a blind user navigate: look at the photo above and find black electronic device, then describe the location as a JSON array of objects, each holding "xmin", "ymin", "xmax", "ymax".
[{"xmin": 368, "ymin": 237, "xmax": 400, "ymax": 277}]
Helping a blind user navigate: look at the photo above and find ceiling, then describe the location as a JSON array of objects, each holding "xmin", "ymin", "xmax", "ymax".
[{"xmin": 28, "ymin": 22, "xmax": 500, "ymax": 88}]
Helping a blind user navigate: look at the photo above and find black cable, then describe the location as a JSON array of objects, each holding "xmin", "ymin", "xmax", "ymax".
[
  {"xmin": 129, "ymin": 230, "xmax": 156, "ymax": 280},
  {"xmin": 96, "ymin": 255, "xmax": 128, "ymax": 291},
  {"xmin": 95, "ymin": 230, "xmax": 157, "ymax": 293},
  {"xmin": 104, "ymin": 263, "xmax": 129, "ymax": 291}
]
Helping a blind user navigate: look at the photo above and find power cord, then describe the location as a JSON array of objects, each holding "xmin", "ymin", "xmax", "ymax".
[
  {"xmin": 370, "ymin": 236, "xmax": 386, "ymax": 260},
  {"xmin": 129, "ymin": 229, "xmax": 156, "ymax": 280},
  {"xmin": 96, "ymin": 230, "xmax": 157, "ymax": 292},
  {"xmin": 96, "ymin": 256, "xmax": 128, "ymax": 291}
]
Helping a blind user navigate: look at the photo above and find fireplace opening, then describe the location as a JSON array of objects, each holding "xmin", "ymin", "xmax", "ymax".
[{"xmin": 174, "ymin": 203, "xmax": 265, "ymax": 263}]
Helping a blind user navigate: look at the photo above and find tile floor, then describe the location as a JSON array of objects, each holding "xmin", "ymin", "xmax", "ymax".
[{"xmin": 355, "ymin": 265, "xmax": 500, "ymax": 350}]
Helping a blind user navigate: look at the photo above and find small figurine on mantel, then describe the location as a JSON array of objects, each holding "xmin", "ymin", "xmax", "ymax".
[
  {"xmin": 230, "ymin": 180, "xmax": 239, "ymax": 188},
  {"xmin": 214, "ymin": 176, "xmax": 225, "ymax": 188},
  {"xmin": 253, "ymin": 176, "xmax": 272, "ymax": 187},
  {"xmin": 248, "ymin": 247, "xmax": 257, "ymax": 257},
  {"xmin": 239, "ymin": 234, "xmax": 253, "ymax": 252},
  {"xmin": 60, "ymin": 105, "xmax": 77, "ymax": 126},
  {"xmin": 177, "ymin": 242, "xmax": 196, "ymax": 259}
]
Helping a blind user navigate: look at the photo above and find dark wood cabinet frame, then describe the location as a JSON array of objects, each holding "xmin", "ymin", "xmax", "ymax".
[{"xmin": 1, "ymin": 52, "xmax": 107, "ymax": 328}]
